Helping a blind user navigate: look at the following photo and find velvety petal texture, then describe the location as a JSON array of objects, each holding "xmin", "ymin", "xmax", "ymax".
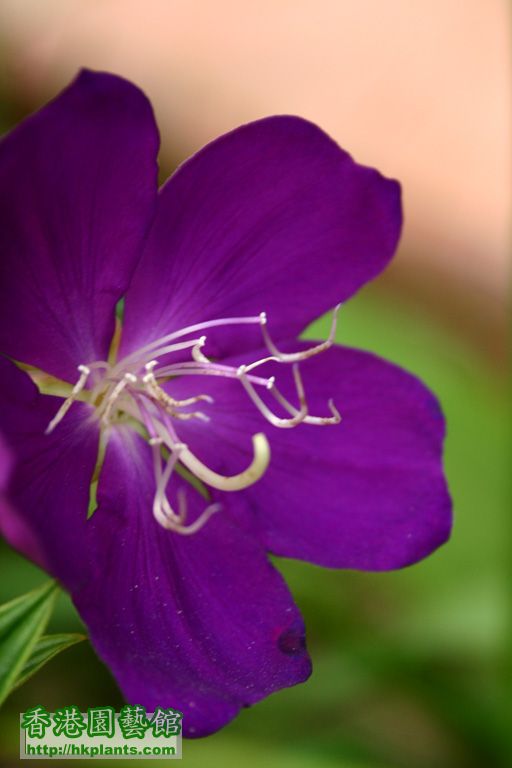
[
  {"xmin": 0, "ymin": 430, "xmax": 13, "ymax": 522},
  {"xmin": 75, "ymin": 429, "xmax": 311, "ymax": 737},
  {"xmin": 0, "ymin": 357, "xmax": 99, "ymax": 589},
  {"xmin": 0, "ymin": 431, "xmax": 12, "ymax": 492},
  {"xmin": 0, "ymin": 70, "xmax": 159, "ymax": 381},
  {"xmin": 121, "ymin": 116, "xmax": 401, "ymax": 358},
  {"xmin": 166, "ymin": 343, "xmax": 452, "ymax": 570}
]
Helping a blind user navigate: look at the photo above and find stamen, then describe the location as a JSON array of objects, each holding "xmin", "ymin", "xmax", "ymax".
[
  {"xmin": 134, "ymin": 336, "xmax": 208, "ymax": 368},
  {"xmin": 241, "ymin": 355, "xmax": 280, "ymax": 374},
  {"xmin": 117, "ymin": 315, "xmax": 263, "ymax": 370},
  {"xmin": 152, "ymin": 441, "xmax": 185, "ymax": 527},
  {"xmin": 167, "ymin": 494, "xmax": 222, "ymax": 536},
  {"xmin": 100, "ymin": 372, "xmax": 137, "ymax": 426},
  {"xmin": 192, "ymin": 336, "xmax": 210, "ymax": 363},
  {"xmin": 151, "ymin": 418, "xmax": 271, "ymax": 492},
  {"xmin": 306, "ymin": 399, "xmax": 342, "ymax": 425},
  {"xmin": 259, "ymin": 303, "xmax": 341, "ymax": 362},
  {"xmin": 155, "ymin": 361, "xmax": 271, "ymax": 389},
  {"xmin": 45, "ymin": 365, "xmax": 91, "ymax": 434},
  {"xmin": 151, "ymin": 440, "xmax": 221, "ymax": 535},
  {"xmin": 169, "ymin": 394, "xmax": 214, "ymax": 407},
  {"xmin": 269, "ymin": 378, "xmax": 342, "ymax": 425},
  {"xmin": 171, "ymin": 410, "xmax": 211, "ymax": 422},
  {"xmin": 237, "ymin": 364, "xmax": 308, "ymax": 428},
  {"xmin": 179, "ymin": 433, "xmax": 270, "ymax": 491},
  {"xmin": 142, "ymin": 361, "xmax": 212, "ymax": 422}
]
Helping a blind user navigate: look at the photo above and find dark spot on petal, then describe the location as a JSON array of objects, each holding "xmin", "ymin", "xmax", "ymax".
[
  {"xmin": 426, "ymin": 395, "xmax": 445, "ymax": 422},
  {"xmin": 277, "ymin": 624, "xmax": 306, "ymax": 656}
]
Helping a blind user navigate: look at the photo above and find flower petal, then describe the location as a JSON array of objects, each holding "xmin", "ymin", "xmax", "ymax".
[
  {"xmin": 0, "ymin": 70, "xmax": 159, "ymax": 381},
  {"xmin": 0, "ymin": 357, "xmax": 99, "ymax": 588},
  {"xmin": 120, "ymin": 116, "xmax": 401, "ymax": 357},
  {"xmin": 166, "ymin": 343, "xmax": 452, "ymax": 570},
  {"xmin": 0, "ymin": 431, "xmax": 13, "ymax": 527},
  {"xmin": 0, "ymin": 430, "xmax": 12, "ymax": 493},
  {"xmin": 74, "ymin": 428, "xmax": 311, "ymax": 737}
]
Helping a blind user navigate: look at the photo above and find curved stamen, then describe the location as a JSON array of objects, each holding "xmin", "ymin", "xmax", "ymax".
[
  {"xmin": 152, "ymin": 440, "xmax": 186, "ymax": 527},
  {"xmin": 100, "ymin": 372, "xmax": 137, "ymax": 426},
  {"xmin": 259, "ymin": 303, "xmax": 341, "ymax": 362},
  {"xmin": 237, "ymin": 363, "xmax": 308, "ymax": 428},
  {"xmin": 192, "ymin": 336, "xmax": 210, "ymax": 363},
  {"xmin": 167, "ymin": 493, "xmax": 222, "ymax": 536},
  {"xmin": 142, "ymin": 361, "xmax": 212, "ymax": 422},
  {"xmin": 241, "ymin": 355, "xmax": 280, "ymax": 374},
  {"xmin": 134, "ymin": 337, "xmax": 207, "ymax": 370},
  {"xmin": 117, "ymin": 315, "xmax": 263, "ymax": 370},
  {"xmin": 45, "ymin": 365, "xmax": 91, "ymax": 434},
  {"xmin": 155, "ymin": 361, "xmax": 271, "ymax": 389},
  {"xmin": 152, "ymin": 419, "xmax": 271, "ymax": 492},
  {"xmin": 151, "ymin": 440, "xmax": 222, "ymax": 535},
  {"xmin": 170, "ymin": 394, "xmax": 214, "ymax": 407},
  {"xmin": 181, "ymin": 433, "xmax": 270, "ymax": 491},
  {"xmin": 269, "ymin": 378, "xmax": 342, "ymax": 425}
]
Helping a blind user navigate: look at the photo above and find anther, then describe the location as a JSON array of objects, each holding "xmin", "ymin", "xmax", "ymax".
[{"xmin": 192, "ymin": 336, "xmax": 210, "ymax": 363}]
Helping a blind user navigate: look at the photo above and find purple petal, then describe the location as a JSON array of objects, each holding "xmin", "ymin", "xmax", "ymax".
[
  {"xmin": 0, "ymin": 430, "xmax": 13, "ymax": 525},
  {"xmin": 167, "ymin": 343, "xmax": 452, "ymax": 570},
  {"xmin": 120, "ymin": 116, "xmax": 401, "ymax": 358},
  {"xmin": 0, "ymin": 430, "xmax": 12, "ymax": 492},
  {"xmin": 0, "ymin": 357, "xmax": 99, "ymax": 588},
  {"xmin": 0, "ymin": 70, "xmax": 159, "ymax": 381},
  {"xmin": 74, "ymin": 428, "xmax": 310, "ymax": 737}
]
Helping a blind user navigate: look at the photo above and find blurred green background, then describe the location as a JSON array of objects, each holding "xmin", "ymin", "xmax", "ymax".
[{"xmin": 0, "ymin": 2, "xmax": 509, "ymax": 766}]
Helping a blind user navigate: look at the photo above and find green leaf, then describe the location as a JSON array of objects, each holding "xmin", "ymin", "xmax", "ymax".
[
  {"xmin": 14, "ymin": 632, "xmax": 86, "ymax": 691},
  {"xmin": 0, "ymin": 581, "xmax": 58, "ymax": 706}
]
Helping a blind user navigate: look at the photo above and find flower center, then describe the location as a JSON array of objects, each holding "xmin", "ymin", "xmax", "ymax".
[{"xmin": 45, "ymin": 309, "xmax": 341, "ymax": 535}]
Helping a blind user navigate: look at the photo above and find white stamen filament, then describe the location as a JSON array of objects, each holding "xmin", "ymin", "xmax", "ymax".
[
  {"xmin": 151, "ymin": 433, "xmax": 222, "ymax": 535},
  {"xmin": 45, "ymin": 365, "xmax": 90, "ymax": 434},
  {"xmin": 151, "ymin": 417, "xmax": 271, "ymax": 492},
  {"xmin": 117, "ymin": 315, "xmax": 263, "ymax": 371},
  {"xmin": 191, "ymin": 336, "xmax": 210, "ymax": 363},
  {"xmin": 100, "ymin": 372, "xmax": 137, "ymax": 426},
  {"xmin": 155, "ymin": 361, "xmax": 271, "ymax": 388},
  {"xmin": 269, "ymin": 378, "xmax": 342, "ymax": 425},
  {"xmin": 179, "ymin": 433, "xmax": 270, "ymax": 492},
  {"xmin": 238, "ymin": 364, "xmax": 308, "ymax": 428},
  {"xmin": 259, "ymin": 303, "xmax": 341, "ymax": 362}
]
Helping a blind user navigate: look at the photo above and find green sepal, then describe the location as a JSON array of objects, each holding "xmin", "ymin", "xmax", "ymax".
[
  {"xmin": 0, "ymin": 581, "xmax": 58, "ymax": 706},
  {"xmin": 14, "ymin": 632, "xmax": 86, "ymax": 691}
]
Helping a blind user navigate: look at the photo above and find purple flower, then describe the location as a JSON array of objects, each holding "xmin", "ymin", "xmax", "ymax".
[{"xmin": 0, "ymin": 71, "xmax": 451, "ymax": 736}]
